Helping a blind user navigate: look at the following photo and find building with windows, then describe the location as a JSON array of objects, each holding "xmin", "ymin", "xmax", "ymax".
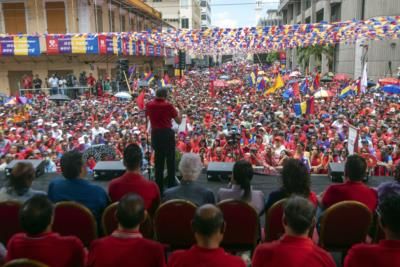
[
  {"xmin": 258, "ymin": 9, "xmax": 283, "ymax": 27},
  {"xmin": 278, "ymin": 0, "xmax": 400, "ymax": 80},
  {"xmin": 0, "ymin": 0, "xmax": 165, "ymax": 94},
  {"xmin": 200, "ymin": 0, "xmax": 211, "ymax": 30},
  {"xmin": 145, "ymin": 0, "xmax": 201, "ymax": 30}
]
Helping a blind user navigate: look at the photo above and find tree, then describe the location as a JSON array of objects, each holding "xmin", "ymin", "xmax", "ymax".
[{"xmin": 297, "ymin": 45, "xmax": 334, "ymax": 72}]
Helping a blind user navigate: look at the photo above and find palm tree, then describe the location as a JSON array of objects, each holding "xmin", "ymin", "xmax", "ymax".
[{"xmin": 297, "ymin": 45, "xmax": 334, "ymax": 72}]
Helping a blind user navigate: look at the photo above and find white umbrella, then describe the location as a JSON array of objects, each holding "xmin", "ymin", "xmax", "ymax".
[
  {"xmin": 114, "ymin": 92, "xmax": 132, "ymax": 99},
  {"xmin": 289, "ymin": 71, "xmax": 301, "ymax": 77}
]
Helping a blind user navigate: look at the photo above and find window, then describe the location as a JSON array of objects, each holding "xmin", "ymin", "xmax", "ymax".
[
  {"xmin": 305, "ymin": 0, "xmax": 311, "ymax": 9},
  {"xmin": 153, "ymin": 0, "xmax": 162, "ymax": 2},
  {"xmin": 130, "ymin": 16, "xmax": 136, "ymax": 32},
  {"xmin": 201, "ymin": 14, "xmax": 207, "ymax": 20},
  {"xmin": 121, "ymin": 15, "xmax": 126, "ymax": 32},
  {"xmin": 181, "ymin": 18, "xmax": 189, "ymax": 29},
  {"xmin": 200, "ymin": 1, "xmax": 206, "ymax": 7},
  {"xmin": 181, "ymin": 0, "xmax": 189, "ymax": 8},
  {"xmin": 45, "ymin": 2, "xmax": 67, "ymax": 33},
  {"xmin": 109, "ymin": 11, "xmax": 115, "ymax": 32},
  {"xmin": 3, "ymin": 3, "xmax": 27, "ymax": 34},
  {"xmin": 95, "ymin": 6, "xmax": 103, "ymax": 32}
]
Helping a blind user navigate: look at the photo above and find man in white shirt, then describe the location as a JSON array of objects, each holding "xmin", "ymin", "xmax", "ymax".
[
  {"xmin": 48, "ymin": 74, "xmax": 59, "ymax": 95},
  {"xmin": 91, "ymin": 122, "xmax": 107, "ymax": 140},
  {"xmin": 50, "ymin": 123, "xmax": 63, "ymax": 141}
]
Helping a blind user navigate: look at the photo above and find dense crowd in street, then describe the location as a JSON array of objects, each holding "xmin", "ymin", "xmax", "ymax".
[{"xmin": 1, "ymin": 62, "xmax": 400, "ymax": 177}]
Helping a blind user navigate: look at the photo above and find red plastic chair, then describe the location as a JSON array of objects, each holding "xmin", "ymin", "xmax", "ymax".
[
  {"xmin": 154, "ymin": 200, "xmax": 197, "ymax": 249},
  {"xmin": 0, "ymin": 201, "xmax": 23, "ymax": 245},
  {"xmin": 217, "ymin": 199, "xmax": 259, "ymax": 252},
  {"xmin": 101, "ymin": 202, "xmax": 153, "ymax": 238},
  {"xmin": 319, "ymin": 201, "xmax": 372, "ymax": 252},
  {"xmin": 3, "ymin": 259, "xmax": 48, "ymax": 267},
  {"xmin": 52, "ymin": 201, "xmax": 97, "ymax": 247},
  {"xmin": 264, "ymin": 199, "xmax": 286, "ymax": 242}
]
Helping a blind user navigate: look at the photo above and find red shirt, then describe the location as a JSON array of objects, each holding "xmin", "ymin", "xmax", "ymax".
[
  {"xmin": 252, "ymin": 235, "xmax": 335, "ymax": 267},
  {"xmin": 322, "ymin": 181, "xmax": 378, "ymax": 211},
  {"xmin": 88, "ymin": 230, "xmax": 166, "ymax": 267},
  {"xmin": 168, "ymin": 245, "xmax": 245, "ymax": 267},
  {"xmin": 6, "ymin": 232, "xmax": 86, "ymax": 267},
  {"xmin": 344, "ymin": 240, "xmax": 400, "ymax": 267},
  {"xmin": 108, "ymin": 172, "xmax": 160, "ymax": 214},
  {"xmin": 146, "ymin": 98, "xmax": 178, "ymax": 130}
]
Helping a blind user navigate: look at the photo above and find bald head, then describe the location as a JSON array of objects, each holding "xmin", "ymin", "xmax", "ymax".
[
  {"xmin": 116, "ymin": 193, "xmax": 145, "ymax": 229},
  {"xmin": 192, "ymin": 204, "xmax": 224, "ymax": 237}
]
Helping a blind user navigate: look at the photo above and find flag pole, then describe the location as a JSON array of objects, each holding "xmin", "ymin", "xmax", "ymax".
[{"xmin": 123, "ymin": 71, "xmax": 132, "ymax": 94}]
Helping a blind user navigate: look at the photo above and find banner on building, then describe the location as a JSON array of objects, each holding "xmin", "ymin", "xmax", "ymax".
[
  {"xmin": 0, "ymin": 36, "xmax": 40, "ymax": 56},
  {"xmin": 98, "ymin": 34, "xmax": 120, "ymax": 55},
  {"xmin": 46, "ymin": 34, "xmax": 99, "ymax": 55}
]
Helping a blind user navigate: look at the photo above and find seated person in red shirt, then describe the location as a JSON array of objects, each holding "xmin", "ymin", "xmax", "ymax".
[
  {"xmin": 109, "ymin": 144, "xmax": 160, "ymax": 215},
  {"xmin": 320, "ymin": 154, "xmax": 377, "ymax": 212},
  {"xmin": 6, "ymin": 195, "xmax": 86, "ymax": 267},
  {"xmin": 344, "ymin": 195, "xmax": 400, "ymax": 267},
  {"xmin": 252, "ymin": 196, "xmax": 335, "ymax": 267},
  {"xmin": 87, "ymin": 194, "xmax": 166, "ymax": 267},
  {"xmin": 168, "ymin": 204, "xmax": 245, "ymax": 267}
]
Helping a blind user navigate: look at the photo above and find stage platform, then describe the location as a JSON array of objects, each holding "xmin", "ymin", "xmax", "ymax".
[{"xmin": 0, "ymin": 172, "xmax": 392, "ymax": 197}]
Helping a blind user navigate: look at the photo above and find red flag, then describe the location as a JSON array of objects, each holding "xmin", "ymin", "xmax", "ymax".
[
  {"xmin": 137, "ymin": 90, "xmax": 145, "ymax": 110},
  {"xmin": 209, "ymin": 81, "xmax": 215, "ymax": 97},
  {"xmin": 292, "ymin": 82, "xmax": 300, "ymax": 97},
  {"xmin": 307, "ymin": 96, "xmax": 315, "ymax": 114},
  {"xmin": 313, "ymin": 73, "xmax": 320, "ymax": 89}
]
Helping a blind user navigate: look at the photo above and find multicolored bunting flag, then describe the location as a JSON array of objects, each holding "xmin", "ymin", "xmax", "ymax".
[
  {"xmin": 147, "ymin": 43, "xmax": 154, "ymax": 56},
  {"xmin": 0, "ymin": 36, "xmax": 40, "ymax": 56}
]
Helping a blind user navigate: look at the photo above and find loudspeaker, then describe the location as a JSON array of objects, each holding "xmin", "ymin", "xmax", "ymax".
[
  {"xmin": 206, "ymin": 162, "xmax": 235, "ymax": 181},
  {"xmin": 328, "ymin": 163, "xmax": 345, "ymax": 183},
  {"xmin": 5, "ymin": 160, "xmax": 46, "ymax": 178},
  {"xmin": 93, "ymin": 161, "xmax": 126, "ymax": 181}
]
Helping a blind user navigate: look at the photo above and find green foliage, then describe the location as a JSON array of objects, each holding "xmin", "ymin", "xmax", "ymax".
[{"xmin": 296, "ymin": 45, "xmax": 334, "ymax": 71}]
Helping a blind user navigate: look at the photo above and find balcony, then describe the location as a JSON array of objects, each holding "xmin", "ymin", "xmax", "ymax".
[{"xmin": 278, "ymin": 0, "xmax": 292, "ymax": 12}]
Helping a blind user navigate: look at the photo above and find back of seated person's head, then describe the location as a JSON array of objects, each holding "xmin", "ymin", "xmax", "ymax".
[
  {"xmin": 60, "ymin": 150, "xmax": 84, "ymax": 179},
  {"xmin": 156, "ymin": 88, "xmax": 168, "ymax": 99},
  {"xmin": 283, "ymin": 196, "xmax": 316, "ymax": 236},
  {"xmin": 379, "ymin": 195, "xmax": 400, "ymax": 239},
  {"xmin": 116, "ymin": 193, "xmax": 145, "ymax": 230},
  {"xmin": 394, "ymin": 162, "xmax": 400, "ymax": 182},
  {"xmin": 345, "ymin": 154, "xmax": 367, "ymax": 181},
  {"xmin": 233, "ymin": 160, "xmax": 253, "ymax": 201},
  {"xmin": 192, "ymin": 204, "xmax": 225, "ymax": 241},
  {"xmin": 9, "ymin": 162, "xmax": 35, "ymax": 195},
  {"xmin": 179, "ymin": 153, "xmax": 202, "ymax": 181},
  {"xmin": 20, "ymin": 195, "xmax": 53, "ymax": 236},
  {"xmin": 123, "ymin": 144, "xmax": 142, "ymax": 171},
  {"xmin": 281, "ymin": 158, "xmax": 311, "ymax": 197}
]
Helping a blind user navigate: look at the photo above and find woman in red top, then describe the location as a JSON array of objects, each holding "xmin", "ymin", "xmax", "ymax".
[{"xmin": 310, "ymin": 146, "xmax": 323, "ymax": 173}]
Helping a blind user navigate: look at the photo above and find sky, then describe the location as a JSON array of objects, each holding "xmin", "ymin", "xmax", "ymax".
[{"xmin": 212, "ymin": 0, "xmax": 279, "ymax": 28}]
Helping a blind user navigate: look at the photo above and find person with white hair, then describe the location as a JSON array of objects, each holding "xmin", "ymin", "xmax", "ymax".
[{"xmin": 163, "ymin": 153, "xmax": 215, "ymax": 206}]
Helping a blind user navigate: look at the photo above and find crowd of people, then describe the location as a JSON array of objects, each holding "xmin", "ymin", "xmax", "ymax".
[
  {"xmin": 3, "ymin": 61, "xmax": 400, "ymax": 178},
  {"xmin": 0, "ymin": 143, "xmax": 400, "ymax": 266}
]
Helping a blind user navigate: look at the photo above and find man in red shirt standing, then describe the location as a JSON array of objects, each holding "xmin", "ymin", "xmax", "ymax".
[
  {"xmin": 252, "ymin": 196, "xmax": 335, "ymax": 267},
  {"xmin": 168, "ymin": 204, "xmax": 245, "ymax": 267},
  {"xmin": 344, "ymin": 195, "xmax": 400, "ymax": 267},
  {"xmin": 146, "ymin": 88, "xmax": 182, "ymax": 192},
  {"xmin": 109, "ymin": 144, "xmax": 160, "ymax": 214},
  {"xmin": 6, "ymin": 195, "xmax": 86, "ymax": 267},
  {"xmin": 321, "ymin": 154, "xmax": 378, "ymax": 212},
  {"xmin": 88, "ymin": 194, "xmax": 166, "ymax": 267}
]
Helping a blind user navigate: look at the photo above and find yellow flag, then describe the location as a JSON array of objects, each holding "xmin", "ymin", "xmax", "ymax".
[{"xmin": 265, "ymin": 74, "xmax": 284, "ymax": 95}]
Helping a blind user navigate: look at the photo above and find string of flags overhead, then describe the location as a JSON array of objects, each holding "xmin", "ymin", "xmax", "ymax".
[{"xmin": 0, "ymin": 16, "xmax": 399, "ymax": 56}]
